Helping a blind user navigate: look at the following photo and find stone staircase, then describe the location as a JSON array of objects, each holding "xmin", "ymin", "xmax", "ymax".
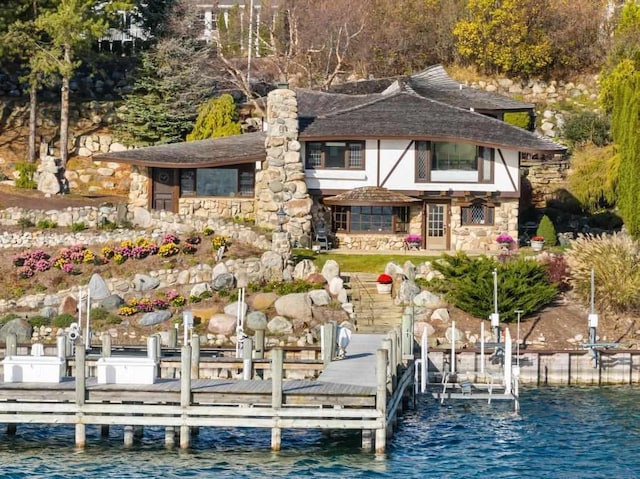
[{"xmin": 344, "ymin": 272, "xmax": 405, "ymax": 333}]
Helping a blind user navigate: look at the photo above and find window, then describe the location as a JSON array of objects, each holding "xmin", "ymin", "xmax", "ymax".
[
  {"xmin": 417, "ymin": 140, "xmax": 494, "ymax": 182},
  {"xmin": 332, "ymin": 205, "xmax": 409, "ymax": 233},
  {"xmin": 305, "ymin": 141, "xmax": 365, "ymax": 169},
  {"xmin": 461, "ymin": 202, "xmax": 495, "ymax": 226},
  {"xmin": 180, "ymin": 165, "xmax": 255, "ymax": 197}
]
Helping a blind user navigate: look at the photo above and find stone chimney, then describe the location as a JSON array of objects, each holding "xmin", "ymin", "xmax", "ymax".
[{"xmin": 254, "ymin": 88, "xmax": 312, "ymax": 245}]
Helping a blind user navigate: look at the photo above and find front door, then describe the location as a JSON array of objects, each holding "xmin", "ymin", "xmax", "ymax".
[
  {"xmin": 425, "ymin": 202, "xmax": 449, "ymax": 250},
  {"xmin": 151, "ymin": 168, "xmax": 177, "ymax": 212}
]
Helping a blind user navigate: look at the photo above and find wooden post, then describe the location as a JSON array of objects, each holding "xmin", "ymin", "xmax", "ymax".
[
  {"xmin": 180, "ymin": 345, "xmax": 192, "ymax": 449},
  {"xmin": 124, "ymin": 425, "xmax": 134, "ymax": 446},
  {"xmin": 361, "ymin": 429, "xmax": 373, "ymax": 451},
  {"xmin": 321, "ymin": 324, "xmax": 336, "ymax": 365},
  {"xmin": 190, "ymin": 335, "xmax": 200, "ymax": 380},
  {"xmin": 401, "ymin": 313, "xmax": 413, "ymax": 360},
  {"xmin": 254, "ymin": 327, "xmax": 265, "ymax": 359},
  {"xmin": 165, "ymin": 426, "xmax": 175, "ymax": 448},
  {"xmin": 134, "ymin": 425, "xmax": 144, "ymax": 439},
  {"xmin": 271, "ymin": 348, "xmax": 284, "ymax": 451},
  {"xmin": 382, "ymin": 338, "xmax": 394, "ymax": 392},
  {"xmin": 375, "ymin": 348, "xmax": 388, "ymax": 455},
  {"xmin": 56, "ymin": 331, "xmax": 66, "ymax": 359},
  {"xmin": 243, "ymin": 337, "xmax": 253, "ymax": 380},
  {"xmin": 75, "ymin": 341, "xmax": 86, "ymax": 448},
  {"xmin": 101, "ymin": 424, "xmax": 109, "ymax": 438},
  {"xmin": 168, "ymin": 327, "xmax": 178, "ymax": 348},
  {"xmin": 147, "ymin": 335, "xmax": 159, "ymax": 378},
  {"xmin": 6, "ymin": 333, "xmax": 16, "ymax": 356},
  {"xmin": 102, "ymin": 334, "xmax": 112, "ymax": 357}
]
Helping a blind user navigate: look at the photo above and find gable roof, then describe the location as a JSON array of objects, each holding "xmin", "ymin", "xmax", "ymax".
[
  {"xmin": 297, "ymin": 90, "xmax": 564, "ymax": 154},
  {"xmin": 97, "ymin": 131, "xmax": 267, "ymax": 167},
  {"xmin": 323, "ymin": 186, "xmax": 421, "ymax": 206}
]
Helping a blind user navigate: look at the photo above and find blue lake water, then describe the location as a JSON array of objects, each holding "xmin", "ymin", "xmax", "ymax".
[{"xmin": 1, "ymin": 387, "xmax": 639, "ymax": 478}]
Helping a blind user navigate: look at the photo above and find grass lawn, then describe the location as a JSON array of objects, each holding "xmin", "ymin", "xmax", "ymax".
[{"xmin": 292, "ymin": 249, "xmax": 440, "ymax": 273}]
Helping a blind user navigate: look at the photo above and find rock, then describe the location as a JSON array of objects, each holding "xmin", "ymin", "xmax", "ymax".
[
  {"xmin": 58, "ymin": 295, "xmax": 78, "ymax": 315},
  {"xmin": 0, "ymin": 318, "xmax": 32, "ymax": 342},
  {"xmin": 245, "ymin": 311, "xmax": 268, "ymax": 330},
  {"xmin": 88, "ymin": 273, "xmax": 111, "ymax": 300},
  {"xmin": 190, "ymin": 283, "xmax": 212, "ymax": 298},
  {"xmin": 431, "ymin": 308, "xmax": 450, "ymax": 322},
  {"xmin": 212, "ymin": 262, "xmax": 229, "ymax": 278},
  {"xmin": 384, "ymin": 262, "xmax": 403, "ymax": 277},
  {"xmin": 261, "ymin": 251, "xmax": 284, "ymax": 282},
  {"xmin": 139, "ymin": 310, "xmax": 172, "ymax": 326},
  {"xmin": 306, "ymin": 273, "xmax": 327, "ymax": 285},
  {"xmin": 247, "ymin": 292, "xmax": 278, "ymax": 311},
  {"xmin": 96, "ymin": 294, "xmax": 124, "ymax": 310},
  {"xmin": 275, "ymin": 293, "xmax": 312, "ymax": 322},
  {"xmin": 307, "ymin": 289, "xmax": 331, "ymax": 306},
  {"xmin": 38, "ymin": 306, "xmax": 57, "ymax": 319},
  {"xmin": 321, "ymin": 259, "xmax": 340, "ymax": 282},
  {"xmin": 397, "ymin": 280, "xmax": 420, "ymax": 304},
  {"xmin": 403, "ymin": 261, "xmax": 417, "ymax": 281},
  {"xmin": 191, "ymin": 305, "xmax": 221, "ymax": 323},
  {"xmin": 328, "ymin": 276, "xmax": 344, "ymax": 295},
  {"xmin": 224, "ymin": 301, "xmax": 248, "ymax": 318},
  {"xmin": 267, "ymin": 316, "xmax": 293, "ymax": 334},
  {"xmin": 212, "ymin": 272, "xmax": 236, "ymax": 291},
  {"xmin": 336, "ymin": 288, "xmax": 348, "ymax": 304},
  {"xmin": 37, "ymin": 172, "xmax": 61, "ymax": 195},
  {"xmin": 414, "ymin": 321, "xmax": 435, "ymax": 338},
  {"xmin": 207, "ymin": 313, "xmax": 237, "ymax": 335},
  {"xmin": 413, "ymin": 290, "xmax": 443, "ymax": 308},
  {"xmin": 132, "ymin": 207, "xmax": 152, "ymax": 228},
  {"xmin": 293, "ymin": 259, "xmax": 317, "ymax": 280},
  {"xmin": 133, "ymin": 274, "xmax": 160, "ymax": 292}
]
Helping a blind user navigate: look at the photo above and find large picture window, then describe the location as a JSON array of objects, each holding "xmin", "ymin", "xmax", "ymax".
[
  {"xmin": 416, "ymin": 141, "xmax": 493, "ymax": 183},
  {"xmin": 180, "ymin": 165, "xmax": 255, "ymax": 197},
  {"xmin": 332, "ymin": 205, "xmax": 409, "ymax": 233},
  {"xmin": 305, "ymin": 141, "xmax": 365, "ymax": 169},
  {"xmin": 461, "ymin": 201, "xmax": 495, "ymax": 226}
]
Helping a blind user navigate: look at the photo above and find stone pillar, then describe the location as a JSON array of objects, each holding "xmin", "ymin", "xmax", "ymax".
[{"xmin": 255, "ymin": 88, "xmax": 312, "ymax": 245}]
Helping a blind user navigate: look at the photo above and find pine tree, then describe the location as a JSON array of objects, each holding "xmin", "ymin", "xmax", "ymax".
[
  {"xmin": 187, "ymin": 95, "xmax": 242, "ymax": 141},
  {"xmin": 536, "ymin": 215, "xmax": 557, "ymax": 246}
]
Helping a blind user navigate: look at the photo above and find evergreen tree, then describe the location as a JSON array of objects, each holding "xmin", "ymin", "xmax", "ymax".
[
  {"xmin": 187, "ymin": 95, "xmax": 242, "ymax": 141},
  {"xmin": 537, "ymin": 215, "xmax": 558, "ymax": 246}
]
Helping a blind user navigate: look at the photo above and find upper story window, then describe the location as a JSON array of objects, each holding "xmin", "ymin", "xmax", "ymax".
[
  {"xmin": 305, "ymin": 141, "xmax": 365, "ymax": 169},
  {"xmin": 415, "ymin": 141, "xmax": 493, "ymax": 183}
]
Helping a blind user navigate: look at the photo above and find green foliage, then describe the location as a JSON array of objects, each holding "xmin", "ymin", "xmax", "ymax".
[
  {"xmin": 187, "ymin": 94, "xmax": 242, "ymax": 141},
  {"xmin": 52, "ymin": 313, "xmax": 76, "ymax": 328},
  {"xmin": 15, "ymin": 162, "xmax": 37, "ymax": 189},
  {"xmin": 566, "ymin": 233, "xmax": 640, "ymax": 312},
  {"xmin": 36, "ymin": 219, "xmax": 57, "ymax": 229},
  {"xmin": 453, "ymin": 0, "xmax": 553, "ymax": 77},
  {"xmin": 561, "ymin": 111, "xmax": 611, "ymax": 148},
  {"xmin": 17, "ymin": 217, "xmax": 35, "ymax": 228},
  {"xmin": 70, "ymin": 221, "xmax": 87, "ymax": 232},
  {"xmin": 536, "ymin": 215, "xmax": 557, "ymax": 246},
  {"xmin": 99, "ymin": 219, "xmax": 118, "ymax": 231},
  {"xmin": 28, "ymin": 315, "xmax": 50, "ymax": 328},
  {"xmin": 89, "ymin": 307, "xmax": 122, "ymax": 326},
  {"xmin": 431, "ymin": 253, "xmax": 557, "ymax": 322},
  {"xmin": 262, "ymin": 279, "xmax": 315, "ymax": 296},
  {"xmin": 567, "ymin": 144, "xmax": 617, "ymax": 213},
  {"xmin": 0, "ymin": 313, "xmax": 20, "ymax": 326},
  {"xmin": 503, "ymin": 112, "xmax": 531, "ymax": 130}
]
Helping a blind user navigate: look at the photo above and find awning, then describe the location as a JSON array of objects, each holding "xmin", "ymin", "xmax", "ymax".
[{"xmin": 322, "ymin": 186, "xmax": 421, "ymax": 206}]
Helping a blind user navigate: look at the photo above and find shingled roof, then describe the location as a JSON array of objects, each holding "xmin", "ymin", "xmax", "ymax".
[
  {"xmin": 97, "ymin": 131, "xmax": 267, "ymax": 167},
  {"xmin": 296, "ymin": 90, "xmax": 564, "ymax": 154},
  {"xmin": 323, "ymin": 186, "xmax": 421, "ymax": 206}
]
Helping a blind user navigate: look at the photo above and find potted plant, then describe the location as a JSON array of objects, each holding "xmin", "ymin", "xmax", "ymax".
[
  {"xmin": 405, "ymin": 234, "xmax": 422, "ymax": 249},
  {"xmin": 376, "ymin": 273, "xmax": 393, "ymax": 294},
  {"xmin": 530, "ymin": 235, "xmax": 545, "ymax": 251},
  {"xmin": 495, "ymin": 233, "xmax": 514, "ymax": 251}
]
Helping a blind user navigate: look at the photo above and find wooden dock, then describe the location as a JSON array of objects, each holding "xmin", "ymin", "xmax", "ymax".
[{"xmin": 0, "ymin": 328, "xmax": 415, "ymax": 454}]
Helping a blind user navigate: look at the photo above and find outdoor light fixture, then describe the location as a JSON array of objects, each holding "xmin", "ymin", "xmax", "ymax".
[{"xmin": 276, "ymin": 205, "xmax": 287, "ymax": 232}]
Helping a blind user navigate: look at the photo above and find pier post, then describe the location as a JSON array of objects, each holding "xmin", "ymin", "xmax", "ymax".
[
  {"xmin": 271, "ymin": 348, "xmax": 284, "ymax": 451},
  {"xmin": 165, "ymin": 426, "xmax": 175, "ymax": 448},
  {"xmin": 180, "ymin": 345, "xmax": 192, "ymax": 449},
  {"xmin": 321, "ymin": 323, "xmax": 336, "ymax": 364},
  {"xmin": 75, "ymin": 342, "xmax": 86, "ymax": 448},
  {"xmin": 6, "ymin": 333, "xmax": 16, "ymax": 356},
  {"xmin": 382, "ymin": 338, "xmax": 394, "ymax": 392},
  {"xmin": 56, "ymin": 331, "xmax": 66, "ymax": 359},
  {"xmin": 168, "ymin": 327, "xmax": 178, "ymax": 348},
  {"xmin": 148, "ymin": 335, "xmax": 159, "ymax": 379},
  {"xmin": 124, "ymin": 425, "xmax": 134, "ymax": 446},
  {"xmin": 190, "ymin": 334, "xmax": 200, "ymax": 380},
  {"xmin": 243, "ymin": 337, "xmax": 253, "ymax": 380},
  {"xmin": 375, "ymin": 348, "xmax": 388, "ymax": 454},
  {"xmin": 361, "ymin": 429, "xmax": 373, "ymax": 451},
  {"xmin": 254, "ymin": 327, "xmax": 265, "ymax": 359},
  {"xmin": 102, "ymin": 334, "xmax": 112, "ymax": 357}
]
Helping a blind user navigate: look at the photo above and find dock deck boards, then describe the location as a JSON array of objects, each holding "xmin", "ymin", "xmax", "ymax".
[{"xmin": 317, "ymin": 334, "xmax": 383, "ymax": 389}]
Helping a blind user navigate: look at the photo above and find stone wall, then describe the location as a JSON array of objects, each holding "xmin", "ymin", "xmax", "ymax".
[{"xmin": 451, "ymin": 199, "xmax": 519, "ymax": 252}]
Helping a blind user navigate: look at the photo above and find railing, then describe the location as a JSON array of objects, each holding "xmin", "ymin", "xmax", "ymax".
[{"xmin": 349, "ymin": 273, "xmax": 375, "ymax": 327}]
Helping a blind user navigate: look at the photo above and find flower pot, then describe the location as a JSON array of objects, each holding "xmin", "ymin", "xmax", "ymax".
[
  {"xmin": 530, "ymin": 240, "xmax": 544, "ymax": 251},
  {"xmin": 376, "ymin": 283, "xmax": 392, "ymax": 294}
]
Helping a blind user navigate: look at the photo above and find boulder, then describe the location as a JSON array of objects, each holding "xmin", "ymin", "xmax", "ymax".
[
  {"xmin": 306, "ymin": 273, "xmax": 327, "ymax": 285},
  {"xmin": 58, "ymin": 295, "xmax": 78, "ymax": 316},
  {"xmin": 328, "ymin": 276, "xmax": 344, "ymax": 295},
  {"xmin": 96, "ymin": 294, "xmax": 124, "ymax": 310},
  {"xmin": 245, "ymin": 311, "xmax": 268, "ymax": 331},
  {"xmin": 293, "ymin": 259, "xmax": 317, "ymax": 280},
  {"xmin": 321, "ymin": 260, "xmax": 340, "ymax": 282},
  {"xmin": 267, "ymin": 316, "xmax": 293, "ymax": 334},
  {"xmin": 88, "ymin": 273, "xmax": 111, "ymax": 300},
  {"xmin": 38, "ymin": 306, "xmax": 57, "ymax": 319},
  {"xmin": 307, "ymin": 289, "xmax": 331, "ymax": 306},
  {"xmin": 414, "ymin": 321, "xmax": 436, "ymax": 338},
  {"xmin": 190, "ymin": 283, "xmax": 212, "ymax": 299},
  {"xmin": 431, "ymin": 308, "xmax": 450, "ymax": 322},
  {"xmin": 247, "ymin": 292, "xmax": 278, "ymax": 311},
  {"xmin": 0, "ymin": 318, "xmax": 32, "ymax": 342},
  {"xmin": 139, "ymin": 310, "xmax": 172, "ymax": 326},
  {"xmin": 224, "ymin": 301, "xmax": 248, "ymax": 318},
  {"xmin": 397, "ymin": 280, "xmax": 420, "ymax": 304},
  {"xmin": 413, "ymin": 290, "xmax": 443, "ymax": 308},
  {"xmin": 275, "ymin": 293, "xmax": 312, "ymax": 322},
  {"xmin": 212, "ymin": 272, "xmax": 236, "ymax": 291},
  {"xmin": 133, "ymin": 274, "xmax": 160, "ymax": 292},
  {"xmin": 207, "ymin": 313, "xmax": 238, "ymax": 336}
]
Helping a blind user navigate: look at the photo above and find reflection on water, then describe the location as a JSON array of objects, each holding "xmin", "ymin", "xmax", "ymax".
[{"xmin": 1, "ymin": 387, "xmax": 640, "ymax": 478}]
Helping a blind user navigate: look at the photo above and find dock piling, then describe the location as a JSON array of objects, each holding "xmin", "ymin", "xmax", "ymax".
[
  {"xmin": 180, "ymin": 345, "xmax": 192, "ymax": 449},
  {"xmin": 271, "ymin": 348, "xmax": 284, "ymax": 451},
  {"xmin": 375, "ymin": 348, "xmax": 388, "ymax": 454}
]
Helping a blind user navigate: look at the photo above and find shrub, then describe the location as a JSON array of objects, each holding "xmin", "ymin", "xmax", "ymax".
[
  {"xmin": 560, "ymin": 111, "xmax": 611, "ymax": 148},
  {"xmin": 17, "ymin": 217, "xmax": 35, "ymax": 229},
  {"xmin": 565, "ymin": 233, "xmax": 640, "ymax": 312},
  {"xmin": 36, "ymin": 219, "xmax": 58, "ymax": 229},
  {"xmin": 70, "ymin": 222, "xmax": 87, "ymax": 232},
  {"xmin": 53, "ymin": 313, "xmax": 76, "ymax": 328},
  {"xmin": 15, "ymin": 162, "xmax": 37, "ymax": 189},
  {"xmin": 29, "ymin": 315, "xmax": 50, "ymax": 328},
  {"xmin": 99, "ymin": 219, "xmax": 118, "ymax": 231},
  {"xmin": 536, "ymin": 215, "xmax": 557, "ymax": 246},
  {"xmin": 431, "ymin": 253, "xmax": 557, "ymax": 322}
]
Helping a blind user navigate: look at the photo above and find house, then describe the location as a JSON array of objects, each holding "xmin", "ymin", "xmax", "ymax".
[{"xmin": 99, "ymin": 66, "xmax": 566, "ymax": 252}]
